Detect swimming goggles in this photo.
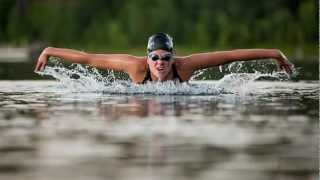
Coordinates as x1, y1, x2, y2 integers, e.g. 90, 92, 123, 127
148, 53, 173, 61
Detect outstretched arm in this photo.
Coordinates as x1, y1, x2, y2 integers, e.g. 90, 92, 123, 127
183, 49, 293, 74
34, 47, 146, 74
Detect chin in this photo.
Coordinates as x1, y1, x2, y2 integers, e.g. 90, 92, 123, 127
157, 76, 165, 81
157, 72, 168, 81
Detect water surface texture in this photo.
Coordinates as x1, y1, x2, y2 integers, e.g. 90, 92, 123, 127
0, 62, 318, 180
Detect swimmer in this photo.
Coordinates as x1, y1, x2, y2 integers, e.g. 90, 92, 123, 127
35, 32, 294, 83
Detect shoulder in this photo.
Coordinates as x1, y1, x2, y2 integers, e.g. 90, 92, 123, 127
127, 56, 149, 83
130, 56, 148, 70
173, 57, 194, 81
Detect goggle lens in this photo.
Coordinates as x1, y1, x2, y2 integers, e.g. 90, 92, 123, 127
148, 54, 173, 61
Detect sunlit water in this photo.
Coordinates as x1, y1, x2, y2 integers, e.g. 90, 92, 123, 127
0, 61, 318, 180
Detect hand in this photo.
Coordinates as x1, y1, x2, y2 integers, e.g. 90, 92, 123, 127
34, 48, 49, 72
277, 51, 294, 74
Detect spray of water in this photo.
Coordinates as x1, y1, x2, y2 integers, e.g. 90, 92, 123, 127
35, 57, 296, 95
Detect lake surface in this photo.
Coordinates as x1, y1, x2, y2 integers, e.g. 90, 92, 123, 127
0, 79, 318, 180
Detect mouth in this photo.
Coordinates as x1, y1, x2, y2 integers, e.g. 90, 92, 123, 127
156, 67, 165, 72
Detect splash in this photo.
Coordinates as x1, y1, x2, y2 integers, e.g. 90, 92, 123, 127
35, 58, 295, 95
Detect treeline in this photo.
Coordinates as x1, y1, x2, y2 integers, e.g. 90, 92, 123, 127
0, 0, 317, 51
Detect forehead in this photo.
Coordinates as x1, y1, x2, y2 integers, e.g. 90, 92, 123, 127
150, 49, 171, 55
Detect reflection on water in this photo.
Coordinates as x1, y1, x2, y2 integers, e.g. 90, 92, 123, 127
0, 80, 318, 180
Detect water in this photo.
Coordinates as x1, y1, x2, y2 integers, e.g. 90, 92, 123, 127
0, 62, 318, 180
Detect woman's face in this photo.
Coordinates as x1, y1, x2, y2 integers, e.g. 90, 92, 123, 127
147, 49, 174, 81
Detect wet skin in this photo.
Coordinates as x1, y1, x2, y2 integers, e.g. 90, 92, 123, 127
34, 47, 294, 84
147, 50, 175, 82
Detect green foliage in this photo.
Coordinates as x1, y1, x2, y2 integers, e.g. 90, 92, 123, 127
0, 0, 317, 58
299, 0, 317, 44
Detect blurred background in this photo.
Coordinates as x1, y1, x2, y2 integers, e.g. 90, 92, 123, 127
0, 0, 318, 80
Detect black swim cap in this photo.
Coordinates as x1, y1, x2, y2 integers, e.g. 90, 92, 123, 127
147, 33, 173, 53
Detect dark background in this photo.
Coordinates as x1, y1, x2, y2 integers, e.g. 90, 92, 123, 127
0, 0, 318, 80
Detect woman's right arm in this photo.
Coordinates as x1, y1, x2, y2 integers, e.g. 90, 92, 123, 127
34, 47, 146, 74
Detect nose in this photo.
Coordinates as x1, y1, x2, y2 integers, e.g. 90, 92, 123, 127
156, 60, 166, 65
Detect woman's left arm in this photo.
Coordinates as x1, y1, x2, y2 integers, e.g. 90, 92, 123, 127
183, 49, 294, 74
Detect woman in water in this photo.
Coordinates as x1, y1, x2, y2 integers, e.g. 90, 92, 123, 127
35, 33, 293, 83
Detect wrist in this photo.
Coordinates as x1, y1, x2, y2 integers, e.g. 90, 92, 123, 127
272, 49, 285, 62
44, 47, 53, 54
43, 47, 55, 58
39, 48, 49, 61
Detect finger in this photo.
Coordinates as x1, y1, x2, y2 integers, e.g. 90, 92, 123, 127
287, 64, 294, 73
285, 66, 291, 74
279, 63, 291, 74
40, 62, 46, 71
285, 65, 292, 74
35, 62, 41, 72
282, 65, 289, 73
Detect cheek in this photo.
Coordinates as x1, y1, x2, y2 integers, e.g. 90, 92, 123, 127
166, 62, 173, 69
147, 61, 158, 73
147, 60, 155, 68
